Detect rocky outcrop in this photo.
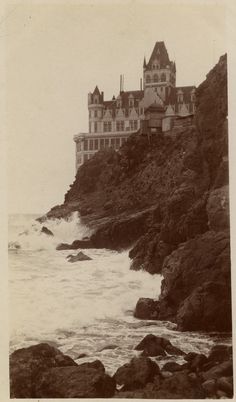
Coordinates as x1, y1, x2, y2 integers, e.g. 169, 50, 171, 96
134, 334, 185, 357
135, 230, 231, 331
41, 226, 54, 236
66, 252, 92, 262
34, 361, 115, 398
113, 356, 160, 390
10, 341, 233, 399
10, 343, 77, 398
41, 56, 230, 333
10, 343, 115, 398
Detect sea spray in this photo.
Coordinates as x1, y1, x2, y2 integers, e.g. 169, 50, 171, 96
9, 214, 231, 374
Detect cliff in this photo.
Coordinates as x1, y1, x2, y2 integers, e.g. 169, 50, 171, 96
44, 54, 231, 332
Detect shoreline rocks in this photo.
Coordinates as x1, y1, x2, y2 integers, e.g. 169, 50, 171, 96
10, 339, 233, 399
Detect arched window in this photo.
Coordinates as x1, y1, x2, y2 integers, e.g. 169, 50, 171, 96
146, 75, 151, 83
153, 74, 158, 82
161, 73, 166, 82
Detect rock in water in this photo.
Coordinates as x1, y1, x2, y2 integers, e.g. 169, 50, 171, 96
134, 298, 160, 319
135, 334, 185, 357
41, 226, 54, 236
66, 251, 92, 262
113, 356, 160, 390
56, 239, 94, 250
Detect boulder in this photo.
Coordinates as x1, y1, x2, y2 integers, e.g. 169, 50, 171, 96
201, 360, 233, 381
208, 344, 232, 363
113, 356, 160, 390
134, 298, 160, 320
202, 379, 217, 397
134, 334, 185, 357
66, 252, 92, 262
162, 362, 183, 372
35, 360, 115, 398
10, 343, 77, 398
56, 239, 94, 250
216, 376, 233, 397
41, 226, 54, 236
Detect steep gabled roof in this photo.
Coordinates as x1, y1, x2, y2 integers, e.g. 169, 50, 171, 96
93, 86, 100, 95
146, 41, 170, 69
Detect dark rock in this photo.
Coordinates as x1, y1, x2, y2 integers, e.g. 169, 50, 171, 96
189, 353, 208, 371
77, 353, 87, 359
134, 298, 159, 320
157, 230, 231, 331
35, 361, 115, 398
206, 186, 229, 232
41, 226, 54, 236
162, 362, 183, 372
56, 239, 94, 250
113, 356, 160, 390
135, 334, 184, 357
66, 251, 92, 262
202, 379, 217, 397
98, 344, 118, 352
216, 376, 233, 397
10, 343, 77, 398
208, 344, 232, 363
201, 360, 233, 381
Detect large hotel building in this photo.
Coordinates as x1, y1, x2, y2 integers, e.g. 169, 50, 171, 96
74, 41, 196, 170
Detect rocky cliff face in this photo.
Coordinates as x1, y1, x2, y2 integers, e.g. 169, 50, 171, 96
45, 55, 230, 332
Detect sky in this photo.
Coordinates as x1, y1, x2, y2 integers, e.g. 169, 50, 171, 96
5, 0, 229, 214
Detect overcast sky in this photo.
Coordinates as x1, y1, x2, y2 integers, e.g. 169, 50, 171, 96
6, 0, 228, 214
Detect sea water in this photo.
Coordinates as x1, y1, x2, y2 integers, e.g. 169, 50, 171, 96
8, 213, 231, 374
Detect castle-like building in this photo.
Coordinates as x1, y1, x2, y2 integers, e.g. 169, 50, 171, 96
74, 41, 196, 170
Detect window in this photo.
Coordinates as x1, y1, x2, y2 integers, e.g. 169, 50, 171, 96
154, 74, 158, 82
130, 120, 138, 130
76, 142, 81, 152
84, 154, 88, 162
178, 92, 183, 103
116, 121, 124, 132
94, 122, 97, 132
94, 110, 97, 118
84, 140, 88, 151
129, 99, 134, 107
89, 140, 94, 150
89, 111, 91, 118
161, 73, 166, 82
146, 75, 151, 83
104, 121, 112, 132
121, 138, 126, 145
94, 139, 98, 150
105, 138, 109, 148
89, 122, 91, 133
191, 92, 196, 102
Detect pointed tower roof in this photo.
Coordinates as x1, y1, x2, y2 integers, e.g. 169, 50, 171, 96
143, 56, 147, 68
93, 86, 100, 95
147, 41, 170, 69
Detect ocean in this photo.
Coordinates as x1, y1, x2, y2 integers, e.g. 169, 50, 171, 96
8, 213, 231, 374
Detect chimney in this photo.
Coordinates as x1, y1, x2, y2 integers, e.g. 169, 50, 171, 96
120, 75, 122, 93
140, 78, 142, 90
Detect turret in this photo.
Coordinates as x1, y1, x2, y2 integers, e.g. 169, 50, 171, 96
143, 41, 176, 101
88, 86, 104, 133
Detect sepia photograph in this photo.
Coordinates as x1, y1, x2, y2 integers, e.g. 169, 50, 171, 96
4, 0, 235, 399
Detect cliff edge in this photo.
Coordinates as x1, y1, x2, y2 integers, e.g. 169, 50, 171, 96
43, 54, 231, 332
